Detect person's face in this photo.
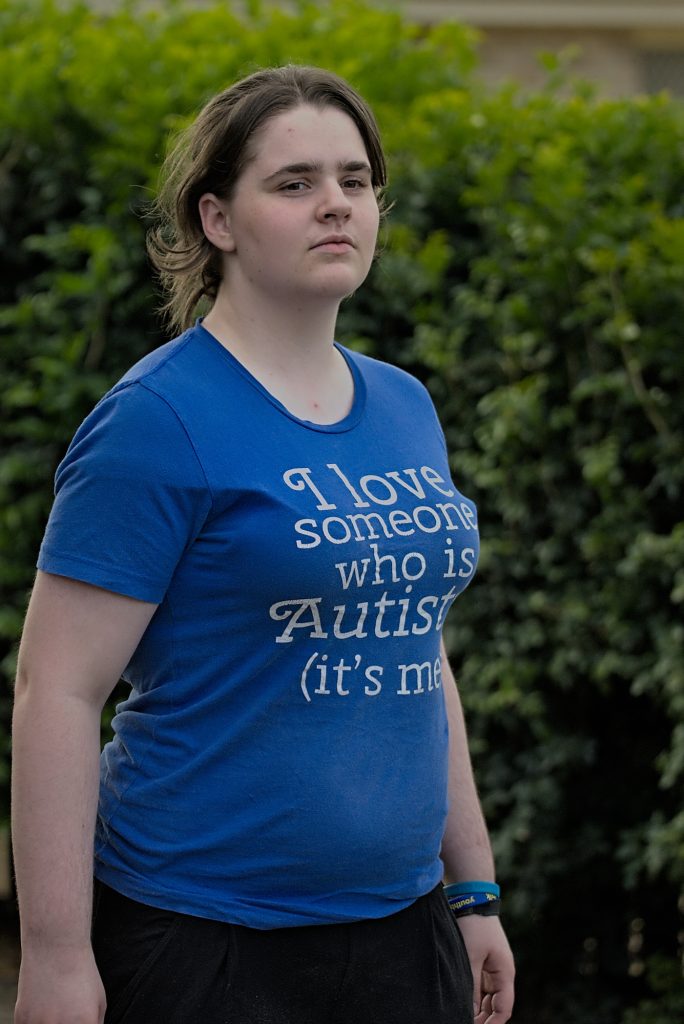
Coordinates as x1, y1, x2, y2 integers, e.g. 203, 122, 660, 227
202, 104, 381, 307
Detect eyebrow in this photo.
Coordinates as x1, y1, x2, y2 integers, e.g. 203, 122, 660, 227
262, 160, 372, 183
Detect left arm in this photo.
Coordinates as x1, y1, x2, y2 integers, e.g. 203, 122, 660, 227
440, 638, 515, 1024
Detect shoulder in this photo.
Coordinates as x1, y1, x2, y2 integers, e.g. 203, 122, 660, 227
341, 345, 447, 454
340, 346, 434, 405
112, 325, 200, 401
60, 338, 211, 498
72, 324, 211, 460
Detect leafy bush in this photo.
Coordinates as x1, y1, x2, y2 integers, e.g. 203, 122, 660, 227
2, 2, 682, 1020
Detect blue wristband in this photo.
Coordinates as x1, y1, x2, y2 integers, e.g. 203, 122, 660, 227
446, 892, 496, 913
444, 880, 501, 899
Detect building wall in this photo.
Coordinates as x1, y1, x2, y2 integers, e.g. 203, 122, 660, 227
407, 1, 684, 96
478, 28, 641, 95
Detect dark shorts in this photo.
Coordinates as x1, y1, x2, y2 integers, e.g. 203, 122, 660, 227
92, 879, 473, 1024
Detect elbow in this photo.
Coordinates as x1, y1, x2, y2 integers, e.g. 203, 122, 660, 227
13, 658, 32, 702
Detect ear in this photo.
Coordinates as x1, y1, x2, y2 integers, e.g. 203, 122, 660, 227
198, 192, 236, 253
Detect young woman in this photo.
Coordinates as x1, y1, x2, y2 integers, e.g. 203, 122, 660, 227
12, 66, 514, 1024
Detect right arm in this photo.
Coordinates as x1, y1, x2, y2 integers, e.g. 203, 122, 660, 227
12, 571, 158, 1024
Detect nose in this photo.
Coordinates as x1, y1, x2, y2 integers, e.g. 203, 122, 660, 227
317, 179, 352, 221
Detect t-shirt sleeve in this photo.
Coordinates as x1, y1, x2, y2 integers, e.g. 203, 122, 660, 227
428, 401, 449, 457
413, 378, 448, 458
37, 382, 212, 603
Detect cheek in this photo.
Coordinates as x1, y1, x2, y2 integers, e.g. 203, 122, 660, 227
362, 207, 381, 251
363, 199, 381, 235
234, 201, 284, 240
248, 214, 299, 253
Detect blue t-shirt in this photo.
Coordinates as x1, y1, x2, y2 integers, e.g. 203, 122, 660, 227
38, 322, 479, 928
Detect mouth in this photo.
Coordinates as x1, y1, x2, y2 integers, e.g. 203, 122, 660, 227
311, 235, 355, 252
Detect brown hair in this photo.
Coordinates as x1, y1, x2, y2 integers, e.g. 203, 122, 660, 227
147, 65, 388, 334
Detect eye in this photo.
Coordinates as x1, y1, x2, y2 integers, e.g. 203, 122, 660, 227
342, 178, 367, 190
280, 181, 308, 192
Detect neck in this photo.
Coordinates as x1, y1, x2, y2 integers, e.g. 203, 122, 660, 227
202, 282, 341, 378
200, 283, 355, 425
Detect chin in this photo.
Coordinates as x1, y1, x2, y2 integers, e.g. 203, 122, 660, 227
311, 269, 370, 299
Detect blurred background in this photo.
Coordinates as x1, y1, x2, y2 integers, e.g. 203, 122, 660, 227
410, 0, 684, 96
1, 1, 683, 1021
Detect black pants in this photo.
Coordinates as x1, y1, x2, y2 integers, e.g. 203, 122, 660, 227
92, 880, 473, 1024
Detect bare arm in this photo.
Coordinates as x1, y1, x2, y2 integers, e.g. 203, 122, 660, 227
440, 638, 495, 884
12, 571, 158, 1024
440, 639, 515, 1024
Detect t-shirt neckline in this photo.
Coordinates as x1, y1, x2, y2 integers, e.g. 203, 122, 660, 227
194, 320, 366, 434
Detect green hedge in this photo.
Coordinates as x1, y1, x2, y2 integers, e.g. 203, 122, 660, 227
2, 2, 683, 1021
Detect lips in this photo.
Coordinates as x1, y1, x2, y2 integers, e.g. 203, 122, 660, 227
311, 235, 355, 249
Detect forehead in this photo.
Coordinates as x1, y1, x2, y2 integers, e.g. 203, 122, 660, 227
250, 104, 368, 169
